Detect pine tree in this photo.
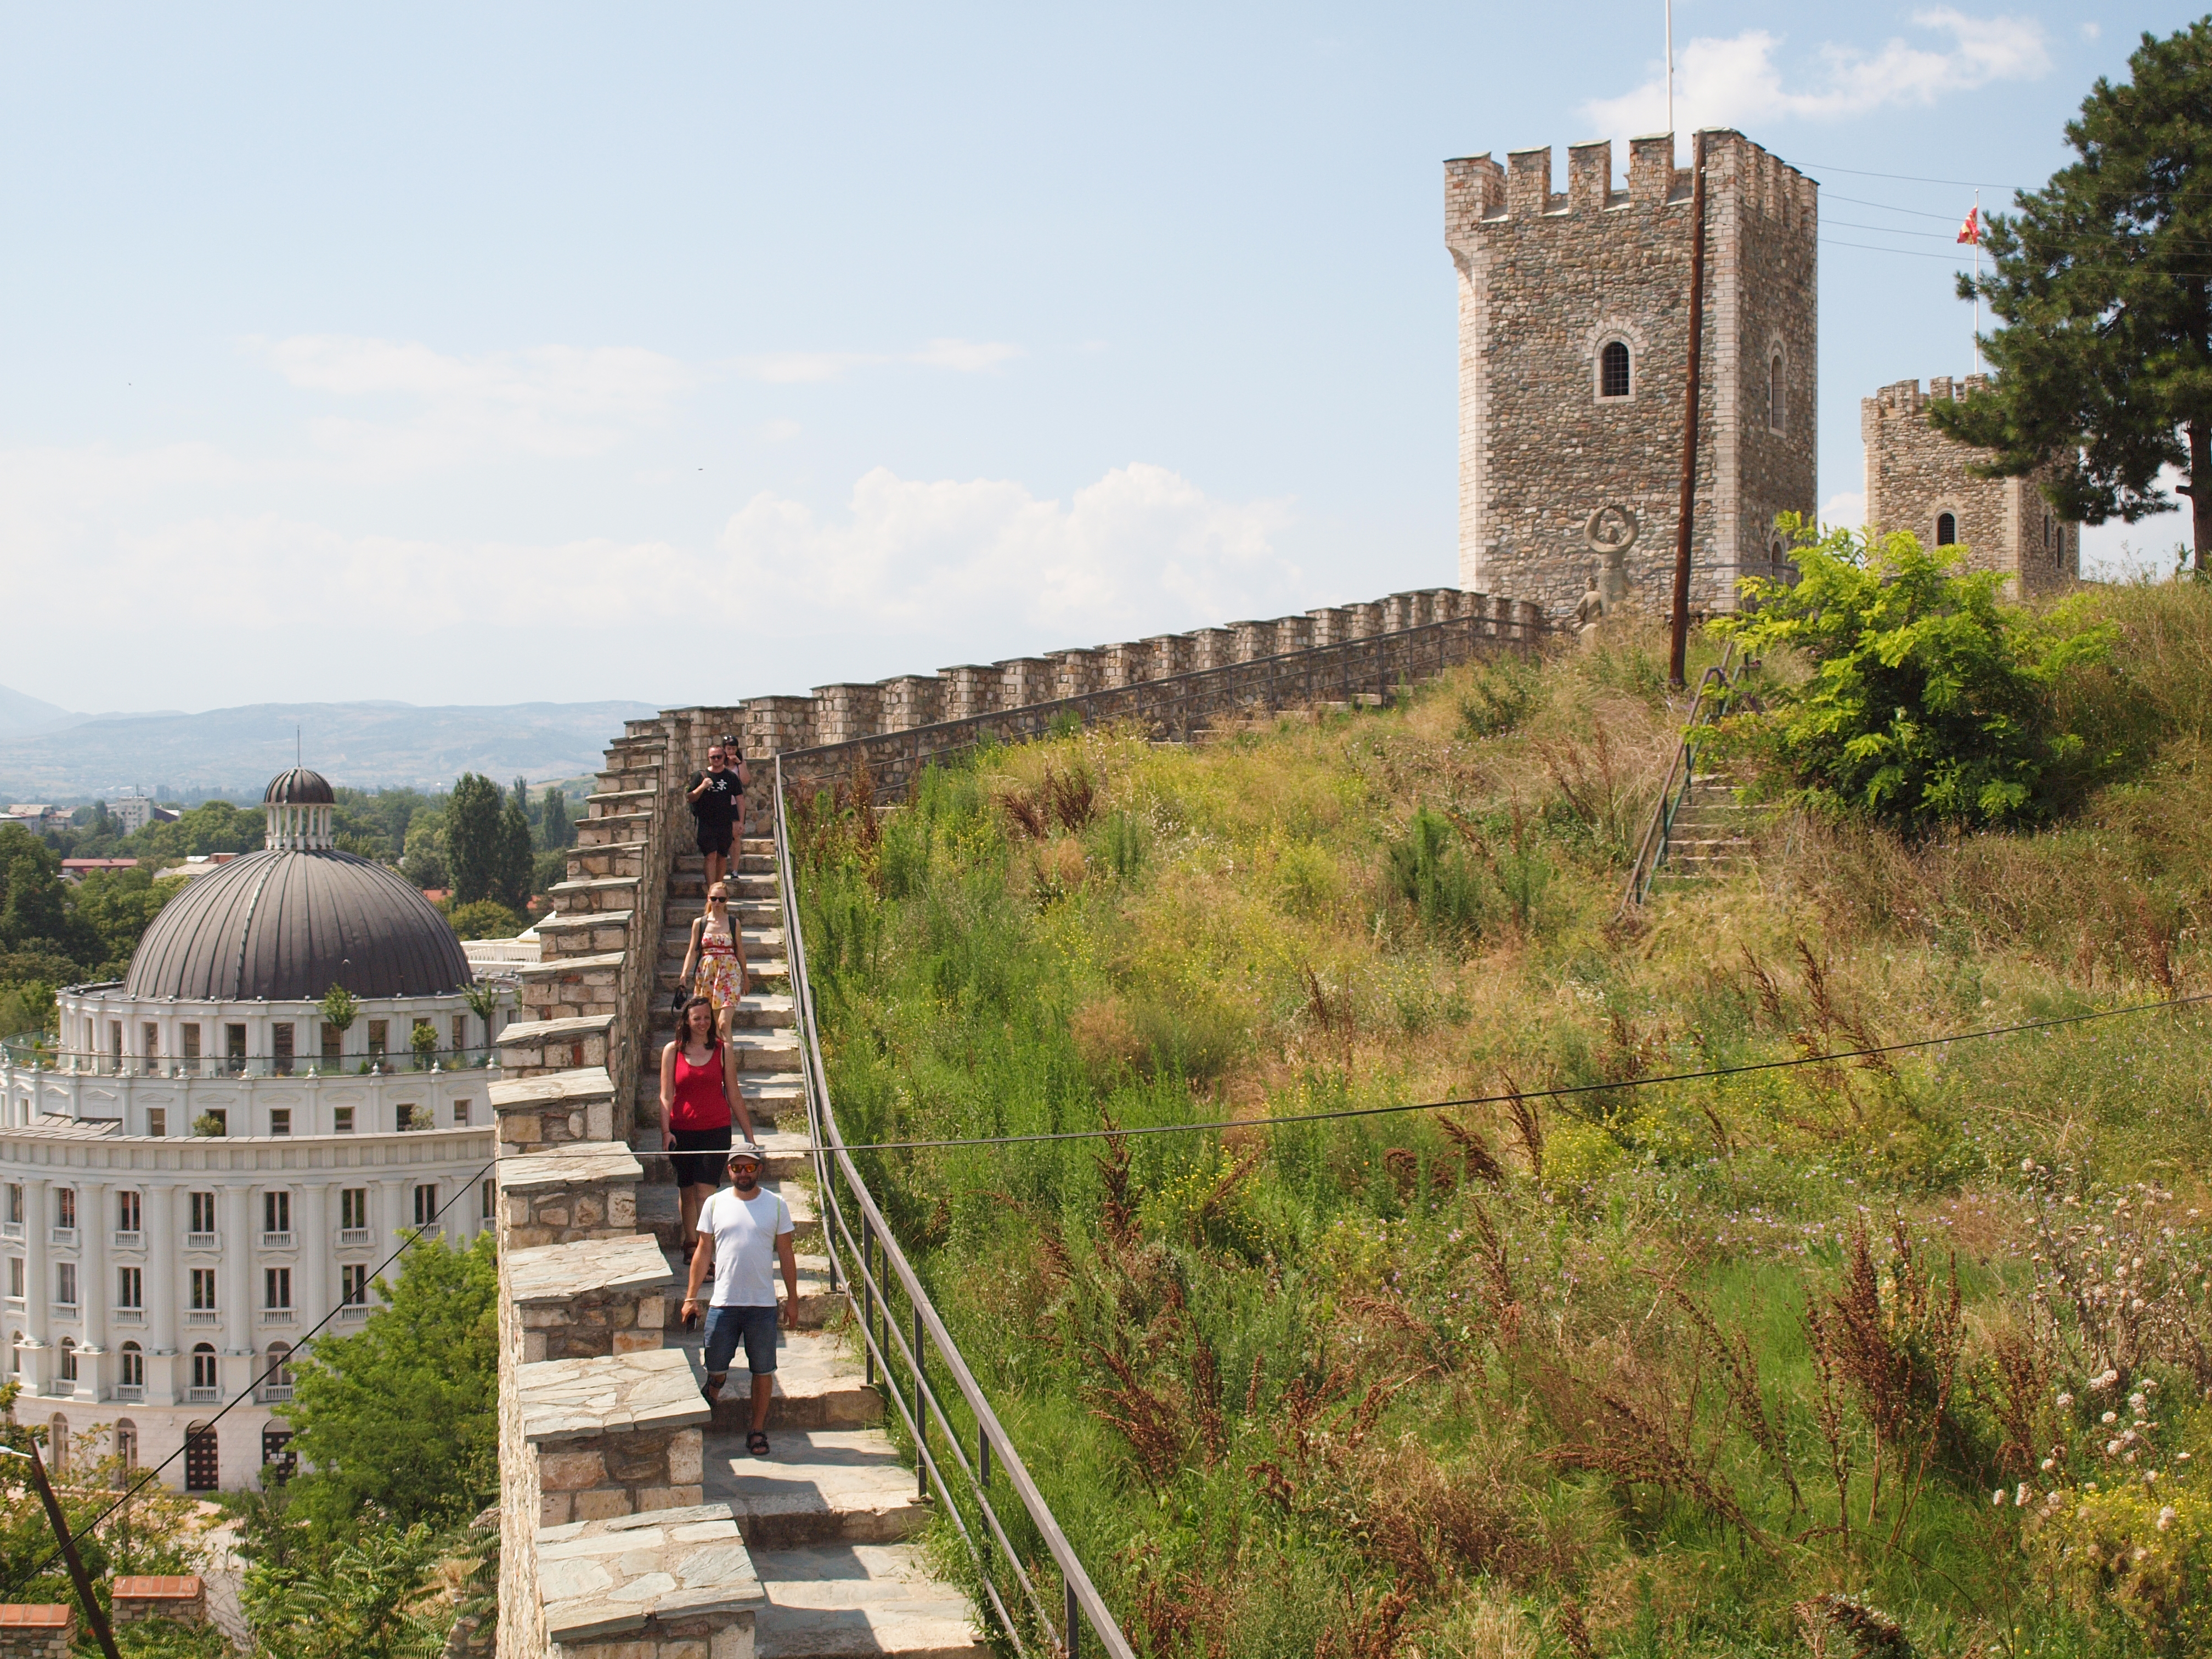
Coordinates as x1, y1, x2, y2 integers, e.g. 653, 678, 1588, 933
497, 783, 535, 912
1940, 20, 2212, 569
541, 787, 572, 850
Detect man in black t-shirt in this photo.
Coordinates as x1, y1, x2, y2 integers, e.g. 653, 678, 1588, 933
686, 742, 748, 892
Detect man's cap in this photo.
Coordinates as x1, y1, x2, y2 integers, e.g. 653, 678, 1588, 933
726, 1144, 764, 1166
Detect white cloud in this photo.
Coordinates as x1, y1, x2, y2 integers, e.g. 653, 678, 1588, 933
1822, 490, 1867, 529
2081, 21, 2101, 40
733, 338, 1025, 384
1581, 11, 2050, 140
250, 335, 697, 476
717, 463, 1299, 638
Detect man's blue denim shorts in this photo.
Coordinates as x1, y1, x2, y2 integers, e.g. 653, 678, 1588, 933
703, 1304, 780, 1375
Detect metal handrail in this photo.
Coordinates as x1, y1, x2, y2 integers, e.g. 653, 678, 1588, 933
773, 758, 1136, 1659
1617, 642, 1747, 915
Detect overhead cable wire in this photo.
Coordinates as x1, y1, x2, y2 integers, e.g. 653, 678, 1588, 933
1805, 161, 2035, 192
833, 990, 2212, 1154
0, 1154, 499, 1605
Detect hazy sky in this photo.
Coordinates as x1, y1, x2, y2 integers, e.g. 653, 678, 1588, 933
0, 3, 2190, 714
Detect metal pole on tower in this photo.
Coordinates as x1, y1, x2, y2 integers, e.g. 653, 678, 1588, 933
1666, 0, 1674, 138
1973, 188, 1983, 373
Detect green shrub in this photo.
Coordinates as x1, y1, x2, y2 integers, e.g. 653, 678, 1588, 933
1456, 657, 1544, 737
444, 899, 523, 940
1385, 806, 1490, 937
1714, 518, 2118, 831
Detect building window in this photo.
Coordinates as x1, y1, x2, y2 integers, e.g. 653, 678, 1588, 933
117, 1191, 140, 1233
1768, 352, 1786, 433
141, 1024, 159, 1059
189, 1192, 217, 1235
263, 1425, 296, 1479
453, 1101, 471, 1127
224, 1024, 247, 1071
55, 1263, 75, 1307
341, 1265, 370, 1306
321, 1023, 343, 1064
396, 1104, 419, 1131
1936, 512, 1957, 546
55, 1189, 74, 1231
115, 1415, 137, 1475
7, 1260, 20, 1300
341, 1188, 368, 1231
117, 1267, 142, 1310
120, 1345, 143, 1387
367, 1020, 388, 1058
481, 1179, 495, 1221
452, 1015, 466, 1053
48, 1414, 67, 1473
334, 1107, 354, 1135
266, 1344, 294, 1390
189, 1268, 218, 1312
1598, 339, 1630, 399
8, 1334, 18, 1373
413, 1185, 438, 1227
146, 1109, 166, 1138
4, 1187, 18, 1226
264, 1268, 291, 1310
181, 1025, 200, 1063
263, 1192, 290, 1235
272, 1023, 294, 1077
202, 1108, 227, 1136
270, 1109, 291, 1136
58, 1340, 75, 1383
108, 1022, 122, 1058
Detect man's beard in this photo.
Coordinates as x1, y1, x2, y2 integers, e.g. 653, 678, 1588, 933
732, 1173, 758, 1192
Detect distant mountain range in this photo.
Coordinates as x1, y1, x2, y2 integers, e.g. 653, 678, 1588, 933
0, 691, 659, 797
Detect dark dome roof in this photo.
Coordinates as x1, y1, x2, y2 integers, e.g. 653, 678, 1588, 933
263, 767, 335, 805
123, 849, 472, 1001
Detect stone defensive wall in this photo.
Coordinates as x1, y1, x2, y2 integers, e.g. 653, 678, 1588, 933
482, 582, 1546, 1659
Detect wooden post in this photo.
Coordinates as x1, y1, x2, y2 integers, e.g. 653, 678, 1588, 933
1669, 130, 1708, 690
19, 1442, 121, 1659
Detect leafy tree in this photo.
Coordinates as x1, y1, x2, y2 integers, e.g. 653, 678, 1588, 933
320, 984, 360, 1039
532, 848, 568, 899
1941, 20, 2212, 569
444, 900, 523, 940
495, 784, 534, 912
539, 787, 572, 850
462, 979, 501, 1048
1711, 521, 2118, 831
128, 800, 262, 858
443, 776, 501, 905
238, 1499, 465, 1659
279, 1233, 498, 1536
69, 866, 187, 974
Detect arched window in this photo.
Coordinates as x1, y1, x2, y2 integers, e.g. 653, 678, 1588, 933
1599, 340, 1631, 399
191, 1343, 218, 1392
9, 1334, 19, 1375
119, 1342, 143, 1392
58, 1338, 75, 1383
265, 1344, 294, 1400
47, 1415, 67, 1475
1768, 353, 1786, 432
114, 1419, 137, 1483
1935, 512, 1957, 546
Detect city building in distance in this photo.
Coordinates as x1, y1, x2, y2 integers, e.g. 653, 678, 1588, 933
0, 767, 514, 1489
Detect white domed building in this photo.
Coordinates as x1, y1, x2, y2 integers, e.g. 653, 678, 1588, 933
0, 769, 511, 1490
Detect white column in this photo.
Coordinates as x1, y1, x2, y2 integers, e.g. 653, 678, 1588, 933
81, 1182, 107, 1391
379, 1177, 410, 1250
301, 1184, 330, 1325
222, 1185, 252, 1357
144, 1184, 178, 1404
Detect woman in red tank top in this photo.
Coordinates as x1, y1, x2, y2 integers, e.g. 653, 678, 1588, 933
660, 996, 757, 1250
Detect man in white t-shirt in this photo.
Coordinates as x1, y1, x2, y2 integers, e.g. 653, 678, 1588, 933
681, 1145, 799, 1456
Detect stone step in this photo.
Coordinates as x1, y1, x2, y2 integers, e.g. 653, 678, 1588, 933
637, 1178, 821, 1250
751, 1544, 988, 1658
702, 1428, 930, 1549
656, 1251, 839, 1327
659, 1328, 881, 1433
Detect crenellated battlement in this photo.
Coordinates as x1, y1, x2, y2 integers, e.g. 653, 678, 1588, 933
1866, 374, 1993, 419
1446, 131, 1815, 242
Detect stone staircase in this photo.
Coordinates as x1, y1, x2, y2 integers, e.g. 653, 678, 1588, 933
494, 735, 991, 1659
1652, 769, 1758, 887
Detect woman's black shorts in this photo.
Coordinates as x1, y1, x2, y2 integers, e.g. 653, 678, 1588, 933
669, 1125, 732, 1187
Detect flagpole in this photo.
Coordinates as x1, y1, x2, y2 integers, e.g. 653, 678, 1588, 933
1973, 187, 1982, 374
1665, 0, 1673, 139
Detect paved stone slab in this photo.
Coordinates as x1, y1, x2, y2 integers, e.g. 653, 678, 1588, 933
500, 1141, 643, 1194
491, 1067, 616, 1110
537, 1503, 764, 1641
661, 1330, 882, 1433
519, 951, 628, 980
518, 1346, 711, 1443
701, 1429, 929, 1548
510, 1233, 674, 1307
751, 1544, 986, 1657
500, 1013, 618, 1046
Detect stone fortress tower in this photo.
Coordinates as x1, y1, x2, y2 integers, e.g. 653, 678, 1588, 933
1863, 375, 2081, 596
1446, 130, 1818, 618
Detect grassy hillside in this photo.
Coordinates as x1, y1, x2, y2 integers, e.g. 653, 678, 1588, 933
794, 581, 2212, 1658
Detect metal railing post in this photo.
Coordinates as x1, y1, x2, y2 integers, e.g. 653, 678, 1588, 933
914, 1301, 928, 1500
862, 1215, 874, 1387
1067, 1582, 1081, 1659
